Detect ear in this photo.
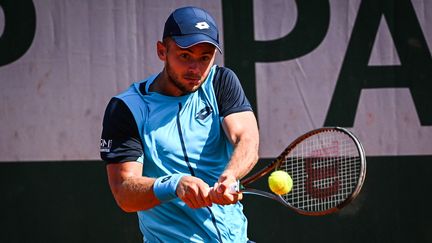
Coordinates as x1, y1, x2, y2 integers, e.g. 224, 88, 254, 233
156, 41, 167, 61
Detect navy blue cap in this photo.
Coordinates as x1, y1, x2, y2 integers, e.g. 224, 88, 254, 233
163, 6, 221, 52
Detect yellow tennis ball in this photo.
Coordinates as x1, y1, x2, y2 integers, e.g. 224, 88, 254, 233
268, 170, 293, 195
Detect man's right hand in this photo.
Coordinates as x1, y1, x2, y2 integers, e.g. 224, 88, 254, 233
176, 175, 213, 208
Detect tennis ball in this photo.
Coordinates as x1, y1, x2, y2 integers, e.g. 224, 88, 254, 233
268, 170, 293, 195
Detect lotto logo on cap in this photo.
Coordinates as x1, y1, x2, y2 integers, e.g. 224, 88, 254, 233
163, 6, 221, 52
195, 22, 210, 30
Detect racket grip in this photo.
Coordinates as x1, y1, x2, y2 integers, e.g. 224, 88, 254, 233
230, 181, 241, 193
210, 181, 242, 193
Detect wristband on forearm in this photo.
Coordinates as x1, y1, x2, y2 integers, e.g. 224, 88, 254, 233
153, 174, 185, 202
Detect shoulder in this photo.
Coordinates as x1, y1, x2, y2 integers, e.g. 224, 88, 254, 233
213, 66, 238, 85
104, 97, 131, 120
211, 66, 252, 117
212, 66, 241, 95
102, 97, 138, 138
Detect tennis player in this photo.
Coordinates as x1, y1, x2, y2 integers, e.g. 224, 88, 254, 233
100, 6, 259, 242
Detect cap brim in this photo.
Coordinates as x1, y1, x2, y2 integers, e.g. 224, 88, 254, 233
172, 34, 222, 53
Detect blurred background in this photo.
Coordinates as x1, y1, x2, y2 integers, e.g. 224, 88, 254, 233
1, 0, 431, 242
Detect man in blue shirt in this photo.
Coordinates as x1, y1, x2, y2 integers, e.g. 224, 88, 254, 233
101, 6, 259, 242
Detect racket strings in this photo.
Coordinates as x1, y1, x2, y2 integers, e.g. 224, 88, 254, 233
279, 130, 362, 212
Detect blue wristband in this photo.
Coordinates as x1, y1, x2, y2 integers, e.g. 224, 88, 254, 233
153, 174, 185, 202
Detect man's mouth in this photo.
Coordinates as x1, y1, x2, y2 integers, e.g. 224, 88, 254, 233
184, 76, 201, 84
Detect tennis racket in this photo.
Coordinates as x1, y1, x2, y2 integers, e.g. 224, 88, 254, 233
235, 127, 366, 216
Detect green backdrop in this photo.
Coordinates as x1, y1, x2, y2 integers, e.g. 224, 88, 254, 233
1, 156, 432, 242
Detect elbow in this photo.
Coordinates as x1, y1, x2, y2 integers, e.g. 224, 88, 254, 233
115, 197, 137, 213
110, 186, 139, 213
116, 200, 158, 213
119, 205, 137, 213
111, 188, 158, 212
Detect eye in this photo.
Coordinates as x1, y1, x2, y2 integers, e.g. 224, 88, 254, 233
201, 56, 211, 62
179, 53, 189, 60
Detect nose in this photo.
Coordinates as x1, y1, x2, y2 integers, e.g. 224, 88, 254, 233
187, 59, 200, 74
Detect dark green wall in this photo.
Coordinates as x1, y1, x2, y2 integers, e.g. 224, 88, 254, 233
0, 161, 140, 243
1, 156, 432, 242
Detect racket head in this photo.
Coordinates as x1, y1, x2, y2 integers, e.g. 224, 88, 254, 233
251, 127, 366, 216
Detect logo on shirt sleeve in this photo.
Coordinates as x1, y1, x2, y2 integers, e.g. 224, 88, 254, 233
100, 139, 112, 152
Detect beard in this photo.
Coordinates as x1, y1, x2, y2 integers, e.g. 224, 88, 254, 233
165, 61, 203, 95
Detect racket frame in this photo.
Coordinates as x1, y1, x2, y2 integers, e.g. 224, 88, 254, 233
238, 127, 366, 216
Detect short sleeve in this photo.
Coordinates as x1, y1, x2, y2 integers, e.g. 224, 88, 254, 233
212, 66, 253, 117
100, 97, 143, 163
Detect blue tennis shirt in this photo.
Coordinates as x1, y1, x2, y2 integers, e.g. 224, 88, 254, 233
101, 65, 253, 242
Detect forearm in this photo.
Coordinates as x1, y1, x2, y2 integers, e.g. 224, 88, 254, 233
223, 134, 259, 180
111, 176, 160, 212
108, 162, 213, 211
106, 163, 160, 212
210, 132, 258, 205
221, 111, 260, 181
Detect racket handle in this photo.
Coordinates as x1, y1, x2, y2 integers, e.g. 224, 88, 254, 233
210, 181, 242, 193
230, 180, 244, 193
